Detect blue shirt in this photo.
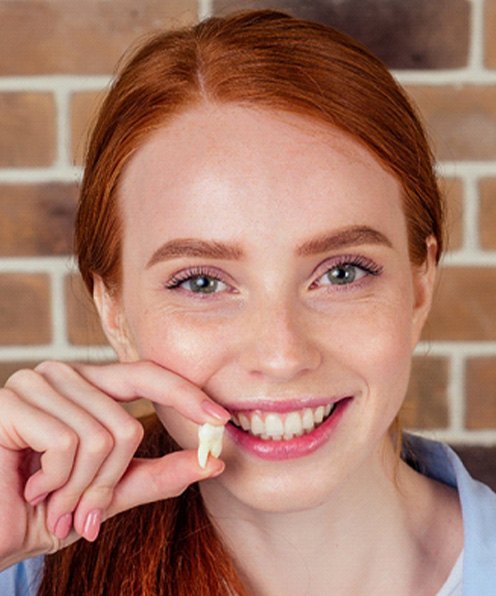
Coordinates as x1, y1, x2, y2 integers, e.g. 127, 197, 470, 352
1, 435, 496, 595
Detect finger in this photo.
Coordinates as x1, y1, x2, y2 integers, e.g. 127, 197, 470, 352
69, 361, 230, 424
105, 450, 225, 519
0, 389, 78, 502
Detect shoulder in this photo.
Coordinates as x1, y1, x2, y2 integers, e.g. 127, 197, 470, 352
0, 556, 44, 595
404, 434, 496, 594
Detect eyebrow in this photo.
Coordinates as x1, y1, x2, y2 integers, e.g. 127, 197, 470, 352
146, 225, 392, 268
146, 239, 243, 268
295, 225, 393, 256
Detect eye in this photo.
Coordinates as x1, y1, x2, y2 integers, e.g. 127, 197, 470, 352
165, 268, 231, 295
320, 264, 366, 286
312, 256, 382, 289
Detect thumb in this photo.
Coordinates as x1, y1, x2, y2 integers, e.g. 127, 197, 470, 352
106, 450, 224, 517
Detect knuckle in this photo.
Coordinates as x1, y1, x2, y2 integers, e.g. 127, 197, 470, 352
85, 428, 114, 457
114, 417, 144, 447
53, 428, 79, 453
35, 360, 72, 378
5, 368, 41, 390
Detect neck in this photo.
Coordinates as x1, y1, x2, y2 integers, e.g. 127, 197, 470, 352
200, 440, 462, 596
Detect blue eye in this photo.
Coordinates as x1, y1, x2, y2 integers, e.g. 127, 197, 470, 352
181, 275, 227, 294
321, 264, 366, 286
314, 256, 382, 289
165, 269, 230, 295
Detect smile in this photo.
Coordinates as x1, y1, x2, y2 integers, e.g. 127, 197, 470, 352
230, 403, 335, 440
225, 397, 352, 460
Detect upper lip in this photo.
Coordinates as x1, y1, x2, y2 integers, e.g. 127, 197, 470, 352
222, 395, 351, 414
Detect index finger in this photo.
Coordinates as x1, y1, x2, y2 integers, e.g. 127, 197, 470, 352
68, 361, 230, 425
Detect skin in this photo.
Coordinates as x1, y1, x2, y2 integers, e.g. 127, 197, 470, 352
0, 102, 462, 592
95, 103, 462, 594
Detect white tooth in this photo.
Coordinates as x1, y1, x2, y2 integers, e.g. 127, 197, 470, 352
314, 406, 325, 424
324, 404, 332, 417
284, 411, 303, 439
238, 413, 251, 431
265, 413, 284, 438
251, 413, 265, 436
198, 443, 210, 469
261, 433, 269, 439
197, 423, 225, 469
231, 413, 240, 426
302, 408, 316, 431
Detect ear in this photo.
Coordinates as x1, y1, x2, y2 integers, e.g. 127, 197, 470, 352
411, 236, 438, 347
92, 276, 138, 362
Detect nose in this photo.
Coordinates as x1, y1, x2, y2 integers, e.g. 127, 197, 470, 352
239, 298, 322, 382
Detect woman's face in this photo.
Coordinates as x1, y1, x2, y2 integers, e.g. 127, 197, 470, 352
99, 104, 436, 513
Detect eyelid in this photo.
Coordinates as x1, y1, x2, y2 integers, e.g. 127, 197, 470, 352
310, 254, 383, 287
164, 265, 235, 292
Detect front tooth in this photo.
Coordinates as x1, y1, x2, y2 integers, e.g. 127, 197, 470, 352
324, 404, 332, 417
265, 413, 284, 438
284, 411, 303, 439
251, 413, 265, 436
302, 408, 315, 431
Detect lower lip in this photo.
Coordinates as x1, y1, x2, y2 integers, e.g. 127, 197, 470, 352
225, 397, 352, 461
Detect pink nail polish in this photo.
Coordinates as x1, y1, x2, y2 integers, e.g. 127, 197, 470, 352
53, 513, 73, 540
201, 400, 230, 422
83, 509, 102, 542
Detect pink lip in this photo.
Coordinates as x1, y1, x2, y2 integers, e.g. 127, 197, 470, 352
225, 397, 352, 460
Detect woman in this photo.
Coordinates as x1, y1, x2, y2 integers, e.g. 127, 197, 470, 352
0, 9, 495, 595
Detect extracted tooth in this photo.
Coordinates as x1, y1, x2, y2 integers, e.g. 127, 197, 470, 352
197, 422, 225, 469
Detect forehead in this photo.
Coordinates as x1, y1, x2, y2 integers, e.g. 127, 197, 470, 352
118, 103, 405, 251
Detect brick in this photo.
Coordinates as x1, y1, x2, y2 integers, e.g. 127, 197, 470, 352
0, 184, 78, 256
65, 274, 108, 346
213, 0, 470, 69
466, 357, 496, 429
479, 178, 496, 250
424, 267, 496, 340
0, 93, 56, 167
406, 85, 496, 161
401, 356, 449, 428
485, 0, 496, 68
0, 1, 197, 76
0, 274, 51, 345
71, 91, 106, 166
440, 177, 464, 252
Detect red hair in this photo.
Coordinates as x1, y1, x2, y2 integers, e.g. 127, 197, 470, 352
41, 10, 445, 594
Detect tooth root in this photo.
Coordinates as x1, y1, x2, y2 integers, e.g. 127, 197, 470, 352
198, 443, 210, 469
197, 423, 225, 468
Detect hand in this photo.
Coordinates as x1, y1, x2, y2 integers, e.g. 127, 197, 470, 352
0, 360, 229, 571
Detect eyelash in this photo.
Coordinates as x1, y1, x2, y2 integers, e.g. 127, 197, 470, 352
165, 266, 229, 293
164, 256, 383, 296
310, 255, 383, 290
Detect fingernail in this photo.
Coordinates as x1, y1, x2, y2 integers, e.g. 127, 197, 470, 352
83, 509, 102, 542
29, 492, 49, 507
53, 513, 73, 540
201, 400, 230, 423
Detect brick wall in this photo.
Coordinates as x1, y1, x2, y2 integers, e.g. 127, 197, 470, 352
0, 0, 495, 443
